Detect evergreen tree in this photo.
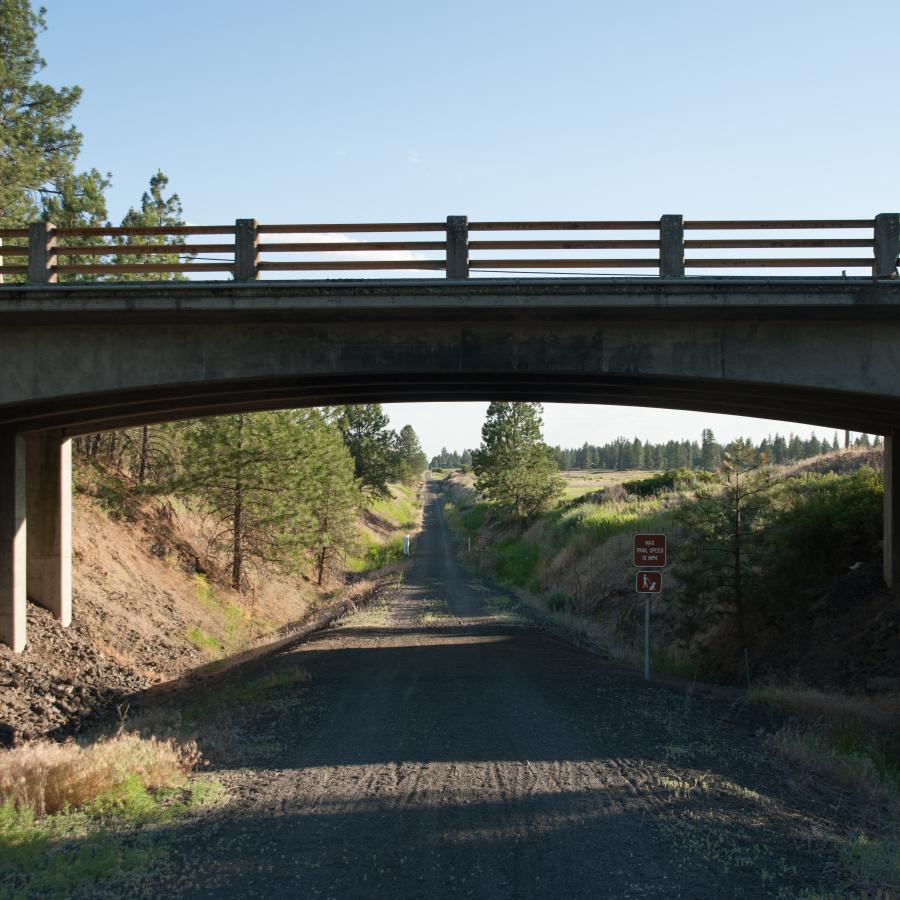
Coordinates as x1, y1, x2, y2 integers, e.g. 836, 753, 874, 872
114, 170, 187, 278
338, 404, 399, 497
676, 440, 772, 680
0, 1, 108, 227
180, 412, 305, 590
700, 429, 722, 470
291, 410, 361, 585
472, 402, 564, 521
395, 424, 427, 483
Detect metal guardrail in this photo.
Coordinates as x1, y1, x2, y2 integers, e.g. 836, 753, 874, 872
0, 214, 898, 283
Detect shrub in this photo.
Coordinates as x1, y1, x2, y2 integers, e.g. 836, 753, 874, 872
623, 468, 713, 497
759, 468, 882, 595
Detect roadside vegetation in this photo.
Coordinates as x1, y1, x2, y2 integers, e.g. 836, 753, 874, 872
0, 730, 222, 897
439, 405, 898, 894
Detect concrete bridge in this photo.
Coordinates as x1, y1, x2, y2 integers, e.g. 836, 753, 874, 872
0, 214, 898, 651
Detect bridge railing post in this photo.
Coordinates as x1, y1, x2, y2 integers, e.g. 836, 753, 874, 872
446, 215, 469, 279
234, 218, 260, 281
874, 213, 900, 278
659, 215, 684, 277
27, 222, 57, 284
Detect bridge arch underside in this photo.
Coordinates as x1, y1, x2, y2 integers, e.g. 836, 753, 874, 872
4, 276, 900, 651
4, 371, 900, 437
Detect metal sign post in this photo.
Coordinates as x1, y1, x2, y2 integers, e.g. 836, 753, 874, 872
635, 571, 662, 680
634, 535, 666, 682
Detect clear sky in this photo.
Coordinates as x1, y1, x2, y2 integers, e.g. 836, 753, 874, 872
36, 0, 899, 457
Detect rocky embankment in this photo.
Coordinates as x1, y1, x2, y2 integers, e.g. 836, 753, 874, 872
0, 605, 149, 746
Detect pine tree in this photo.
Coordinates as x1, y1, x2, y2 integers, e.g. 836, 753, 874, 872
290, 410, 361, 585
471, 402, 564, 521
338, 404, 399, 497
700, 429, 722, 470
396, 425, 427, 484
676, 440, 772, 680
180, 412, 305, 590
114, 170, 187, 279
0, 1, 108, 227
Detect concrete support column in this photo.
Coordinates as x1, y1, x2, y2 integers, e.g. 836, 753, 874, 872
25, 432, 72, 627
884, 431, 900, 589
0, 430, 26, 652
446, 216, 469, 279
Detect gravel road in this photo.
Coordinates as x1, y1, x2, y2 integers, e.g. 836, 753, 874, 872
141, 481, 850, 898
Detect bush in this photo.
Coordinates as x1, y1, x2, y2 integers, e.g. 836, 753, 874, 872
546, 592, 570, 612
760, 468, 882, 594
623, 468, 714, 497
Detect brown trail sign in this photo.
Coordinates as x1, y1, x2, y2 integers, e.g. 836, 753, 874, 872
633, 534, 666, 568
636, 571, 662, 593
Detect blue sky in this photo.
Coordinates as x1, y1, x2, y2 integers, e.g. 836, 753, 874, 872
37, 0, 898, 456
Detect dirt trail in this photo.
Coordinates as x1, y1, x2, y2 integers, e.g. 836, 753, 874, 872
107, 483, 852, 898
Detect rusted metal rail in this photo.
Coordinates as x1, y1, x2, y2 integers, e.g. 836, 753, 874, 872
0, 214, 897, 283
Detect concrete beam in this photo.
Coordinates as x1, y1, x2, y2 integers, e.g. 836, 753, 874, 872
885, 431, 900, 589
0, 430, 26, 651
25, 432, 71, 626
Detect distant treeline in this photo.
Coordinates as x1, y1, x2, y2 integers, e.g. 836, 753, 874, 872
430, 448, 473, 469
433, 429, 881, 473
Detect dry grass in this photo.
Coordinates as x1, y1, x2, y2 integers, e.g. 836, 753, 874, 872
767, 727, 895, 808
750, 684, 900, 733
0, 732, 201, 817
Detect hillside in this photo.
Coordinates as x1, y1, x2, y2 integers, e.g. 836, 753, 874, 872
441, 449, 900, 691
0, 464, 422, 745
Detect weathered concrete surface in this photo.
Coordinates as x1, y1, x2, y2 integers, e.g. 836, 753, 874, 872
1, 277, 900, 434
25, 433, 71, 627
0, 431, 26, 652
2, 275, 900, 651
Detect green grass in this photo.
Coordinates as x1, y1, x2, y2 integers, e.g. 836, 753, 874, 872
369, 482, 420, 530
444, 500, 488, 537
0, 734, 223, 899
553, 495, 669, 545
188, 575, 256, 654
0, 779, 223, 898
651, 645, 699, 680
186, 626, 220, 655
181, 667, 313, 719
562, 484, 600, 500
347, 535, 406, 572
493, 538, 540, 589
840, 832, 900, 894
